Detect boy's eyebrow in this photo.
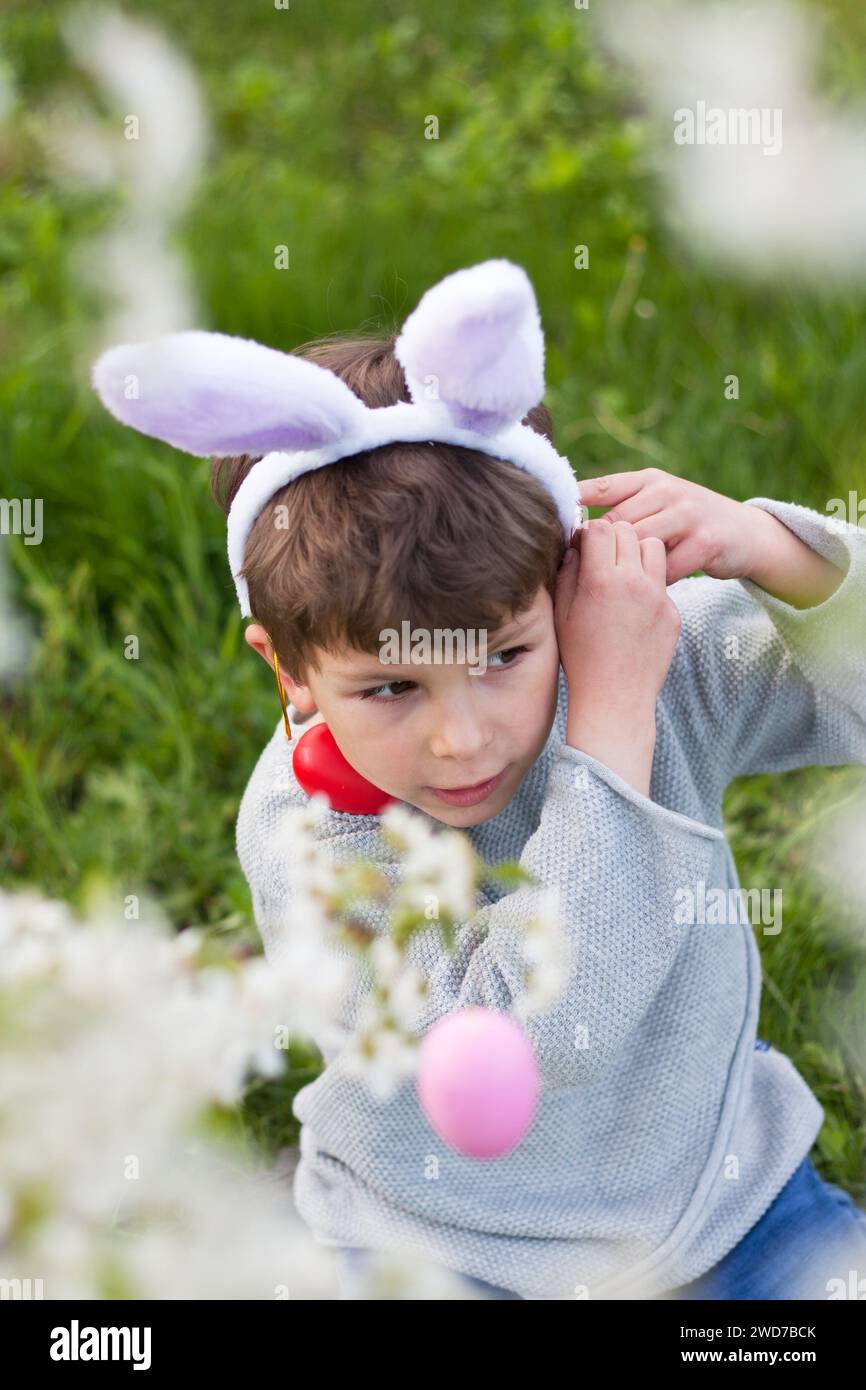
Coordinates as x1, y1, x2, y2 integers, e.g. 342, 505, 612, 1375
330, 613, 541, 682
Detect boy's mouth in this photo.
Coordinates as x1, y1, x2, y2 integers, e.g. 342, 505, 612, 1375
426, 767, 508, 807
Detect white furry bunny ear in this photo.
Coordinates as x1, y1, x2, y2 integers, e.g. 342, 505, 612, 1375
91, 330, 368, 457
393, 258, 546, 434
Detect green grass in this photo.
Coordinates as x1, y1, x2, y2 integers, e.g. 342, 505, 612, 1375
1, 0, 865, 1194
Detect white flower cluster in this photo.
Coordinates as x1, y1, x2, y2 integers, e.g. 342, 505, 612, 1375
42, 7, 208, 346
512, 884, 573, 1020
599, 0, 866, 282
809, 796, 866, 931
265, 797, 438, 1101
0, 540, 32, 686
264, 798, 571, 1100
380, 803, 480, 922
0, 886, 340, 1298
0, 799, 573, 1296
341, 935, 429, 1101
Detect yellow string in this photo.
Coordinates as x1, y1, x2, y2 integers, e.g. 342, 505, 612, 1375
266, 630, 293, 742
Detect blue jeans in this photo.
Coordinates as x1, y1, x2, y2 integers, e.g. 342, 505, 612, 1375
670, 1039, 866, 1300
669, 1151, 866, 1299
335, 1041, 866, 1300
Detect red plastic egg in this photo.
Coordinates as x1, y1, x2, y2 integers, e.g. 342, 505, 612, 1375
293, 722, 399, 815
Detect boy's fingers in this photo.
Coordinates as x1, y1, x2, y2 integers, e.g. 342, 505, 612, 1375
665, 534, 708, 585
639, 535, 669, 585
580, 516, 619, 568
594, 492, 667, 527
631, 509, 678, 541
578, 471, 653, 509
612, 520, 642, 569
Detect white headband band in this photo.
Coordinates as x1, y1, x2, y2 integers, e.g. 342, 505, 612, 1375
91, 258, 583, 618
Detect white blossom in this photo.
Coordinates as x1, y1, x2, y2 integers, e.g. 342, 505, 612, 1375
0, 541, 33, 687
598, 0, 866, 282
0, 887, 349, 1297
40, 5, 208, 347
513, 885, 573, 1018
808, 796, 866, 926
382, 803, 480, 920
0, 760, 572, 1297
341, 1021, 420, 1103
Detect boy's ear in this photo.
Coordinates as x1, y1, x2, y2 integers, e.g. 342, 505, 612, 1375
243, 624, 317, 715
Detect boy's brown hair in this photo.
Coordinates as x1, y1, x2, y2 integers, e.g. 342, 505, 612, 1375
210, 333, 567, 684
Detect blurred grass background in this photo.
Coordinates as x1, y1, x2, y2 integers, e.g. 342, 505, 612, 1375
1, 0, 865, 1193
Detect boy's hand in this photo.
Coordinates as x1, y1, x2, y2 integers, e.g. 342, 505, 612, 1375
577, 468, 768, 585
579, 466, 846, 606
555, 520, 681, 794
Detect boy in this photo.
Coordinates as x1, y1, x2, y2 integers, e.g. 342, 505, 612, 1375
227, 335, 866, 1300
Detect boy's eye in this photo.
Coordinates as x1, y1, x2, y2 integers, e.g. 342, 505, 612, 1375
489, 644, 528, 667
356, 647, 528, 701
358, 679, 417, 702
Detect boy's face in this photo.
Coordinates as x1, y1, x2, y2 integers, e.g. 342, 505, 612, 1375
246, 585, 561, 827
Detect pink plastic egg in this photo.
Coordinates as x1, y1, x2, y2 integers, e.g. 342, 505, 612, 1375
416, 1006, 540, 1158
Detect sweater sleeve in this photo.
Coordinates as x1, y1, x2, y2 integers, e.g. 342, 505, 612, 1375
237, 744, 725, 1090
414, 746, 724, 1088
666, 497, 866, 792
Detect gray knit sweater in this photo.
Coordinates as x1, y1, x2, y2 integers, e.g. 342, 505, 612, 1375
235, 497, 866, 1299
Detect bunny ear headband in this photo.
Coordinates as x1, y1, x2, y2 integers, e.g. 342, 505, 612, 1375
91, 258, 583, 618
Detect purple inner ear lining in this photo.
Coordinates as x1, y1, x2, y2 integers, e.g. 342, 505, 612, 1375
201, 423, 339, 453
157, 384, 348, 454
99, 386, 346, 454
442, 402, 514, 433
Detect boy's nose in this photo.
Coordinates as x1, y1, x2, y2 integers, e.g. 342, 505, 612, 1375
427, 706, 492, 763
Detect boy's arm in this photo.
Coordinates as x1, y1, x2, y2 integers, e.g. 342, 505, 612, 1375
580, 472, 865, 777
667, 497, 866, 792
238, 750, 724, 1090
426, 747, 724, 1089
743, 502, 846, 609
